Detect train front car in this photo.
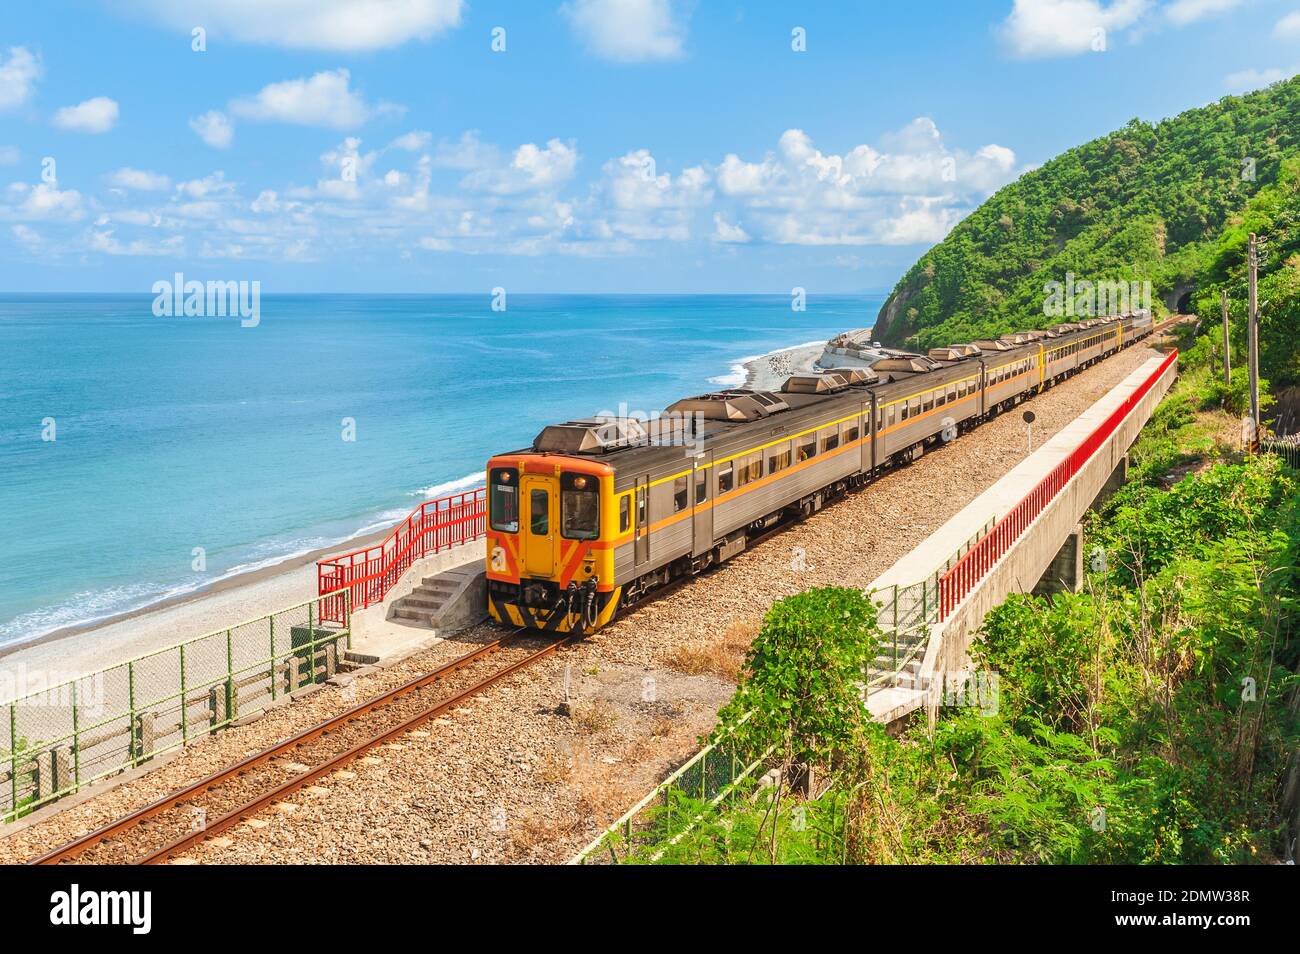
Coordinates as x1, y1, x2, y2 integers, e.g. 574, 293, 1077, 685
484, 453, 619, 633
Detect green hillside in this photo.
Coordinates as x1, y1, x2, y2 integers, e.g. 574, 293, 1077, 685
877, 74, 1300, 372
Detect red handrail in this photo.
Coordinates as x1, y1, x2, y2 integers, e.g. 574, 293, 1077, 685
316, 487, 487, 624
938, 349, 1178, 620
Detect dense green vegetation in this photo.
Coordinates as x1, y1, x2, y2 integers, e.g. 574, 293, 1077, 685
634, 360, 1299, 865
617, 80, 1300, 865
877, 74, 1300, 383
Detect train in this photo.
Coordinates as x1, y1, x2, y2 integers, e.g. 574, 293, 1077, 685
484, 310, 1154, 633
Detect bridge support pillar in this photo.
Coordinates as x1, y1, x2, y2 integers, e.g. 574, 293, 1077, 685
1032, 523, 1083, 598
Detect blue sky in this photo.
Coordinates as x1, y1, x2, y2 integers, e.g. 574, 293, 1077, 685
1, 0, 1299, 294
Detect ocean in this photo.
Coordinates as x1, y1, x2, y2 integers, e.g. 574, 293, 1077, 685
0, 293, 883, 645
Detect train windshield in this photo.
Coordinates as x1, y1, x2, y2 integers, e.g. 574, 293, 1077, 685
561, 473, 600, 540
489, 468, 519, 533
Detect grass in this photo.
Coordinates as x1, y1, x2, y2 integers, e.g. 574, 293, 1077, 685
666, 618, 758, 681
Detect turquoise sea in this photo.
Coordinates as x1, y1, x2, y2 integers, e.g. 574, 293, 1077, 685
0, 293, 883, 645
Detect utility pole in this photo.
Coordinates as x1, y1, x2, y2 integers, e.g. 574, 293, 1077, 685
1220, 288, 1231, 387
1247, 233, 1261, 447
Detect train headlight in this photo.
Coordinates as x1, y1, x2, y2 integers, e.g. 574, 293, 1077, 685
573, 476, 588, 489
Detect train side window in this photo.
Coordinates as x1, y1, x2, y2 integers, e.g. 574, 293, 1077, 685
797, 436, 816, 461
673, 475, 688, 513
821, 428, 839, 453
768, 445, 791, 475
718, 462, 734, 494
898, 402, 908, 422
695, 469, 707, 504
843, 420, 859, 443
746, 452, 763, 484
619, 494, 631, 533
636, 487, 646, 527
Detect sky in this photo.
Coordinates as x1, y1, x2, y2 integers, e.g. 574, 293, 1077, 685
1, 0, 1299, 294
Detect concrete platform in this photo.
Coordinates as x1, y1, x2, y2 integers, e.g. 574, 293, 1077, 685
346, 539, 486, 665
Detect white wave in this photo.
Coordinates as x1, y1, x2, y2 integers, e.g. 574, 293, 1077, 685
0, 578, 209, 646
410, 471, 484, 499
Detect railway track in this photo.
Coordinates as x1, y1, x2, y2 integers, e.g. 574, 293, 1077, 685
32, 629, 568, 865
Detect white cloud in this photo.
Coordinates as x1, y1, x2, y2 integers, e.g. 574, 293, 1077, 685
115, 0, 464, 52
712, 122, 1021, 246
389, 130, 432, 151
0, 47, 41, 111
587, 149, 711, 239
1000, 0, 1150, 59
1275, 11, 1300, 39
230, 69, 400, 130
4, 181, 84, 220
88, 228, 184, 256
431, 131, 499, 169
251, 190, 281, 213
562, 0, 686, 62
108, 167, 171, 191
1165, 0, 1243, 25
0, 145, 19, 166
52, 96, 119, 133
462, 139, 578, 194
190, 110, 233, 149
11, 223, 41, 249
712, 213, 749, 243
1224, 66, 1291, 92
175, 171, 236, 200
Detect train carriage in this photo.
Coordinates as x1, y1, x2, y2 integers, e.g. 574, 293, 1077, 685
485, 310, 1153, 634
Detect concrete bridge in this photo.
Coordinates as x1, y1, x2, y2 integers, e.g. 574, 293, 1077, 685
867, 350, 1179, 724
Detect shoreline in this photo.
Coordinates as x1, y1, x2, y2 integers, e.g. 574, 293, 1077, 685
0, 333, 841, 685
742, 340, 828, 391
0, 523, 394, 667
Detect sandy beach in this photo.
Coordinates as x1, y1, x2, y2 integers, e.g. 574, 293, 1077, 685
0, 524, 393, 701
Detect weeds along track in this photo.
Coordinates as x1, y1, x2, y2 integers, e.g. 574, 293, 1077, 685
32, 630, 566, 865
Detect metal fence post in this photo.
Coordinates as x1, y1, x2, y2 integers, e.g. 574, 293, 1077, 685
270, 614, 277, 702
309, 605, 319, 685
225, 628, 234, 724
128, 661, 137, 765
71, 679, 81, 792
8, 704, 16, 815
179, 643, 188, 745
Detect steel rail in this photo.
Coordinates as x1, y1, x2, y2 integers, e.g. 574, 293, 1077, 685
31, 629, 556, 865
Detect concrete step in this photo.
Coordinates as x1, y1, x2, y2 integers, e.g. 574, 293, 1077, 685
391, 607, 436, 627
401, 596, 446, 610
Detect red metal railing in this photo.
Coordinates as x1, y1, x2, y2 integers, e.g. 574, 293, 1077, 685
938, 349, 1178, 620
317, 487, 487, 624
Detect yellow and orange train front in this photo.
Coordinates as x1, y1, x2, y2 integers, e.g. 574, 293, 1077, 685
484, 454, 623, 633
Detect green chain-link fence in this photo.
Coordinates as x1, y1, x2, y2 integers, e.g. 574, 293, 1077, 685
2, 592, 350, 824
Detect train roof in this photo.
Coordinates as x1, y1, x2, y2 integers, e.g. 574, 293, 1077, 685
516, 314, 1133, 468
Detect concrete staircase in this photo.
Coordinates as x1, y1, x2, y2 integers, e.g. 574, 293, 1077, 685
868, 626, 928, 690
388, 564, 484, 633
